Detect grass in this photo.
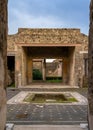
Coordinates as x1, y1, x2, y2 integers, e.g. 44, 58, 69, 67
67, 97, 77, 102
8, 83, 15, 88
46, 79, 62, 83
46, 77, 62, 83
23, 93, 78, 103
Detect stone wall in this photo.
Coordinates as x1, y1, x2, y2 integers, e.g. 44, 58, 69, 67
8, 28, 88, 45
7, 35, 16, 52
0, 0, 7, 130
74, 46, 84, 87
33, 61, 42, 73
33, 59, 62, 77
88, 0, 93, 129
7, 28, 88, 87
46, 60, 62, 77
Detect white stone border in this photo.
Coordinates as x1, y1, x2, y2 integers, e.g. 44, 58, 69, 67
7, 91, 88, 105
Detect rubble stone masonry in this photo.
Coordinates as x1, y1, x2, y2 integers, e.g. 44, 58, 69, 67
0, 0, 7, 129
8, 28, 88, 46
88, 0, 93, 129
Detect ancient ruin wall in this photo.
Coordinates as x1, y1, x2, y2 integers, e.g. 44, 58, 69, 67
88, 0, 93, 129
8, 28, 88, 45
7, 35, 16, 52
7, 29, 88, 87
0, 0, 7, 129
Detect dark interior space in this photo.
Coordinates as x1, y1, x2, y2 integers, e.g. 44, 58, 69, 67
7, 56, 15, 71
7, 56, 15, 86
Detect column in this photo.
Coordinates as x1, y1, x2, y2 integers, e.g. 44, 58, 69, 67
42, 59, 46, 81
62, 58, 68, 84
27, 57, 33, 84
21, 48, 27, 86
69, 48, 75, 86
15, 47, 22, 87
58, 61, 62, 79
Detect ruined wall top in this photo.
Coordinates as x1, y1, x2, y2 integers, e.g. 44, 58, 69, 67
7, 28, 88, 52
17, 28, 81, 35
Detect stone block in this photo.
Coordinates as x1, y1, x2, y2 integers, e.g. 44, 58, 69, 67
6, 124, 14, 130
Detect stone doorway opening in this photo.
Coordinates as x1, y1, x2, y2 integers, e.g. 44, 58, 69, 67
32, 59, 43, 81
7, 56, 15, 86
32, 58, 63, 83
46, 59, 62, 83
16, 46, 76, 87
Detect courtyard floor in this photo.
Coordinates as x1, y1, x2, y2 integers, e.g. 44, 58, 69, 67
7, 85, 88, 125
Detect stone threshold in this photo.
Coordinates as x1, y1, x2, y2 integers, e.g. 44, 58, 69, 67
6, 124, 88, 130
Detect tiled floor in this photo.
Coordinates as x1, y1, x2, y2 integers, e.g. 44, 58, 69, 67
7, 87, 88, 125
7, 104, 87, 125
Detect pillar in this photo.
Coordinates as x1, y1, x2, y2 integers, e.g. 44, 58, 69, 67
27, 57, 33, 84
0, 0, 7, 130
42, 59, 46, 81
21, 48, 27, 86
69, 48, 75, 86
58, 61, 62, 77
15, 47, 22, 87
62, 58, 68, 84
88, 0, 93, 129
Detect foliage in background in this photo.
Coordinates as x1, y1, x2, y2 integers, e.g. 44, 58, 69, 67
33, 69, 42, 80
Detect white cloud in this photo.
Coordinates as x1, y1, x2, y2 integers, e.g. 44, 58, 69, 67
8, 9, 67, 34
8, 4, 89, 35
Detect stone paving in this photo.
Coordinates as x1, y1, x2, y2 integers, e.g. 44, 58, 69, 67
7, 87, 88, 125
7, 87, 88, 100
7, 104, 87, 125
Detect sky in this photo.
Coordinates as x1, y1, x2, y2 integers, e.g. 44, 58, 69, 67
8, 0, 90, 35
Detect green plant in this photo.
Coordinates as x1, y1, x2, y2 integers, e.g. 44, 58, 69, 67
46, 77, 62, 83
33, 69, 42, 80
8, 83, 15, 88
